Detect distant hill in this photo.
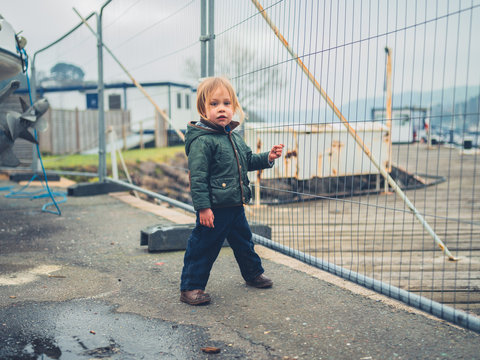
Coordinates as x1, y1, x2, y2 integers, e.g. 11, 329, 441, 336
250, 85, 479, 132
341, 85, 480, 122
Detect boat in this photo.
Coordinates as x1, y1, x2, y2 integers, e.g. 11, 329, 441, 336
0, 14, 25, 81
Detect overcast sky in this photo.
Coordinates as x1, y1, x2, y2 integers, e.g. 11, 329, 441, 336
2, 0, 479, 116
1, 0, 201, 84
1, 1, 106, 53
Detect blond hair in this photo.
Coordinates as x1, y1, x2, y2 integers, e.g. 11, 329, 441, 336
196, 76, 245, 122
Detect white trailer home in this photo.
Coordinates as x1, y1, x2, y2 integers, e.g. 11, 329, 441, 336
244, 122, 390, 181
31, 81, 197, 133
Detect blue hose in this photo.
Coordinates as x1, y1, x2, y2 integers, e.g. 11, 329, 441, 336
3, 47, 67, 215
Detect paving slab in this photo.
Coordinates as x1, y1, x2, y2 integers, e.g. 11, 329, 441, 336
0, 179, 479, 359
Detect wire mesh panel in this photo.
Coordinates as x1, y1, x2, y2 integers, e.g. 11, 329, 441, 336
28, 0, 480, 328
31, 12, 101, 155
101, 0, 200, 135
216, 0, 480, 320
31, 1, 200, 154
33, 15, 98, 102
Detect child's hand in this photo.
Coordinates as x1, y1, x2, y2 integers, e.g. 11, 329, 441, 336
268, 144, 284, 162
199, 208, 214, 228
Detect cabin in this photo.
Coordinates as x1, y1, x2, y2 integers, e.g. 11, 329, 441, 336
14, 81, 197, 155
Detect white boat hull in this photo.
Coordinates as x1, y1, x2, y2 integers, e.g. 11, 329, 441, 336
0, 15, 23, 81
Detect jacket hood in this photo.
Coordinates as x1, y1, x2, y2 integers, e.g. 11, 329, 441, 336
185, 119, 240, 155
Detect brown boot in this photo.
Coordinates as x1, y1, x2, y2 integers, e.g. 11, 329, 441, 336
180, 289, 211, 305
246, 274, 273, 288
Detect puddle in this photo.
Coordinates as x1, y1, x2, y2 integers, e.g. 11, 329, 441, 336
0, 300, 243, 359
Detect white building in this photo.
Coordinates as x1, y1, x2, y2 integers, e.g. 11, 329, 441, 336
371, 107, 428, 144
244, 122, 390, 181
28, 81, 197, 133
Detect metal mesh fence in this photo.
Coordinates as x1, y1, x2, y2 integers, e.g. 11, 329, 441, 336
215, 0, 480, 321
33, 15, 98, 97
28, 0, 480, 328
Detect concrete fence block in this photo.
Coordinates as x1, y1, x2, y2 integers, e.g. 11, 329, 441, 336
140, 223, 271, 252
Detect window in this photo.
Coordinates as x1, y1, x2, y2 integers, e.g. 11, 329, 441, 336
109, 94, 121, 110
86, 93, 98, 109
185, 94, 190, 109
177, 93, 182, 109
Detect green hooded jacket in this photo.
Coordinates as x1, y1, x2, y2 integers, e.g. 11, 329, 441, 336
185, 120, 273, 211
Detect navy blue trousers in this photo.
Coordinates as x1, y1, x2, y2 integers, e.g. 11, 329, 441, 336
180, 206, 264, 291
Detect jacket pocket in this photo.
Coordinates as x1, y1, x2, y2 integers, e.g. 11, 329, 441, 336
211, 177, 240, 206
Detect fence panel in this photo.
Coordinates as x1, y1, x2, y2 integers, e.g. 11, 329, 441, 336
215, 0, 480, 321
30, 0, 480, 327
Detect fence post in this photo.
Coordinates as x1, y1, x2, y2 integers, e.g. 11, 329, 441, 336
384, 47, 393, 193
208, 0, 215, 76
200, 0, 207, 78
108, 127, 118, 180
200, 0, 215, 77
97, 11, 106, 182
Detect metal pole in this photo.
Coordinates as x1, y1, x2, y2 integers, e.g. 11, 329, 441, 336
30, 57, 37, 103
255, 138, 262, 207
30, 58, 38, 173
426, 109, 432, 148
97, 12, 106, 182
200, 0, 207, 78
106, 177, 195, 213
250, 0, 457, 261
123, 85, 127, 111
207, 0, 215, 76
108, 127, 118, 180
385, 47, 393, 192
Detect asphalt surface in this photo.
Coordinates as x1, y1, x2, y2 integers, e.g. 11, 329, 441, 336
0, 178, 479, 360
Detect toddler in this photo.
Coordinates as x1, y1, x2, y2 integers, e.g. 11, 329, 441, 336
180, 76, 284, 305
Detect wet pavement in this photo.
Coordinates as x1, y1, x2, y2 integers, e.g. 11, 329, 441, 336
0, 178, 479, 359
0, 300, 242, 359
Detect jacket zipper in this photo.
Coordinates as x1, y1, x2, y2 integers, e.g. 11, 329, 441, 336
228, 132, 245, 203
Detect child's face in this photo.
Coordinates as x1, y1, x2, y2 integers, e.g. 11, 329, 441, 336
205, 85, 234, 127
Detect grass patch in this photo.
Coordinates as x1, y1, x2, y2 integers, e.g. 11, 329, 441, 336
41, 145, 185, 170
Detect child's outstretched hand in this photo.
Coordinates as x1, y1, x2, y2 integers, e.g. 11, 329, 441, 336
268, 144, 284, 162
